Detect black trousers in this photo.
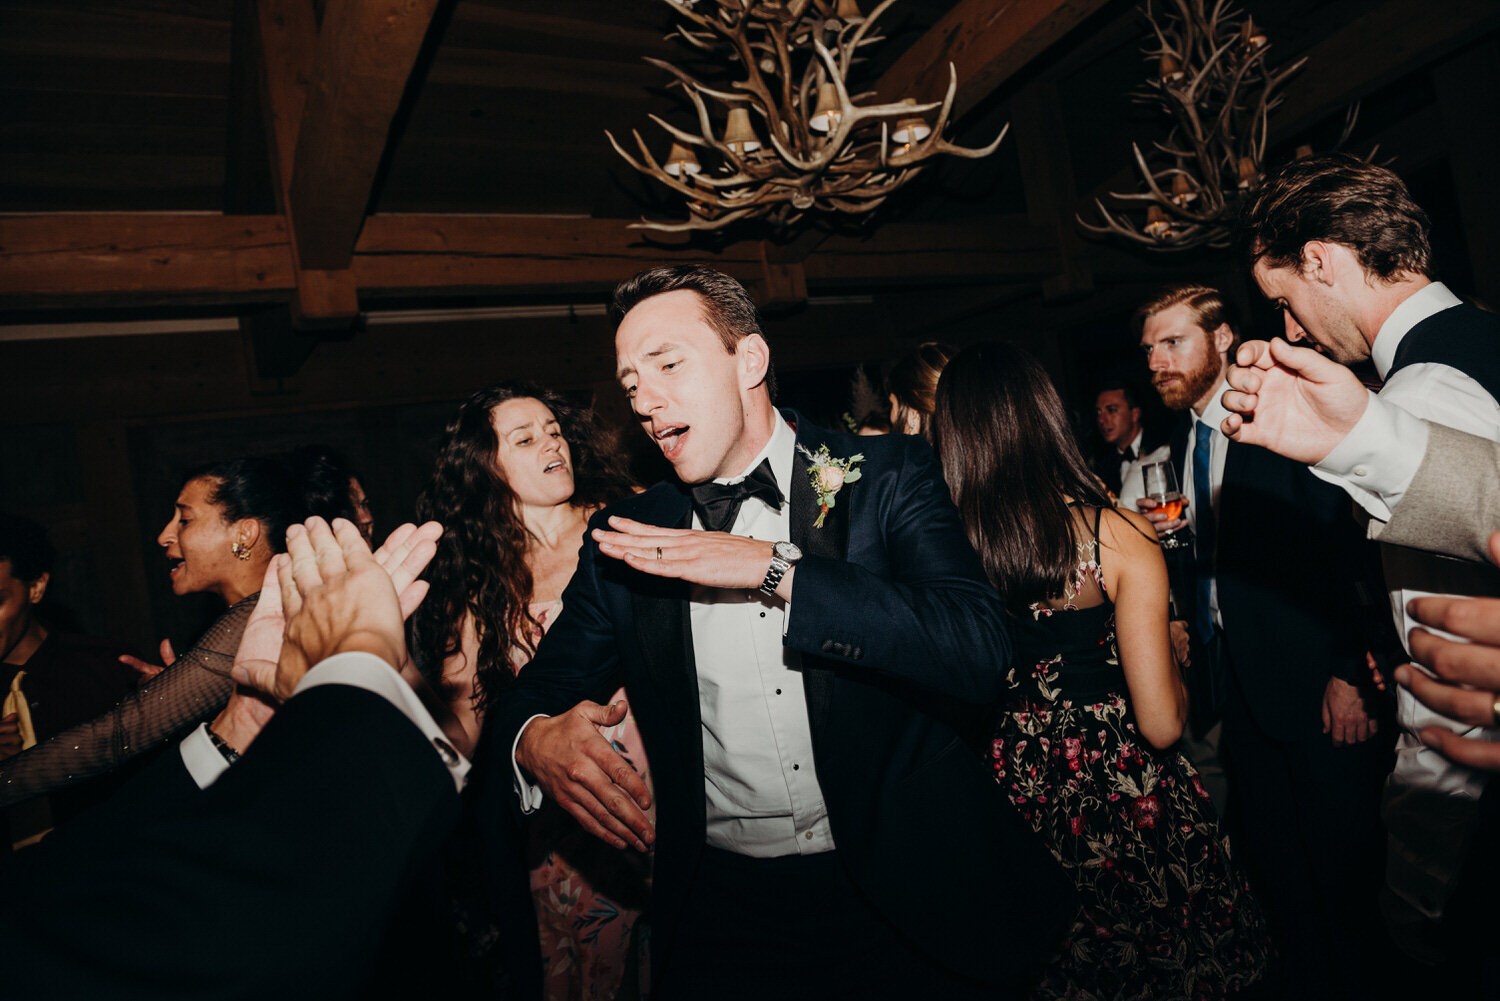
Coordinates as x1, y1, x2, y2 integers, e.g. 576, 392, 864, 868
1219, 662, 1393, 1001
652, 845, 1011, 1001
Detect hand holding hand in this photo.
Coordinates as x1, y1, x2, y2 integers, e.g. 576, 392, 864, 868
1323, 676, 1378, 746
1396, 533, 1500, 771
594, 516, 784, 596
119, 638, 177, 681
1219, 339, 1371, 463
515, 699, 655, 852
1136, 495, 1189, 537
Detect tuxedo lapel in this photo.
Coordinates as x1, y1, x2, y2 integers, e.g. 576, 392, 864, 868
629, 492, 702, 763
789, 419, 851, 748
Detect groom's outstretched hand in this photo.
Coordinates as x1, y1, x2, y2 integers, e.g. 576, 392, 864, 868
516, 701, 654, 852
594, 516, 792, 600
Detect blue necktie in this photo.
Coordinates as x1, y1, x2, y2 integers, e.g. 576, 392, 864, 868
1192, 424, 1217, 644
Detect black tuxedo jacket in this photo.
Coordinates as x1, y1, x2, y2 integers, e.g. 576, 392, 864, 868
483, 413, 1074, 985
0, 682, 462, 1000
1169, 416, 1369, 740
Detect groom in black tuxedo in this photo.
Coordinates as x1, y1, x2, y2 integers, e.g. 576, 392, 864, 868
483, 266, 1072, 1000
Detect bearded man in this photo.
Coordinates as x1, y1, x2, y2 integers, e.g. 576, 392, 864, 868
1136, 284, 1392, 1001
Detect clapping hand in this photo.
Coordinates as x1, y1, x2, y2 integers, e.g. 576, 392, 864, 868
1219, 339, 1371, 463
119, 639, 176, 681
231, 518, 440, 702
1394, 532, 1500, 772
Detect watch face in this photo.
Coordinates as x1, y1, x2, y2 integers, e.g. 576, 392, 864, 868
774, 540, 802, 562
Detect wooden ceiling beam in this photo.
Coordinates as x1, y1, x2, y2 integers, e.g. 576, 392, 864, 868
872, 0, 1114, 116
0, 213, 1058, 309
0, 214, 295, 308
255, 0, 359, 324
286, 0, 443, 271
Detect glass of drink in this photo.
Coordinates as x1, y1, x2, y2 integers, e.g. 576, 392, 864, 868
1140, 459, 1190, 551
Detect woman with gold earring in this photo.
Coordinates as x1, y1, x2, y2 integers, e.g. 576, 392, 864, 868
0, 451, 354, 808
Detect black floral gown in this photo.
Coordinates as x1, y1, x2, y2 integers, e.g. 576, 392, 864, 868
992, 511, 1269, 1000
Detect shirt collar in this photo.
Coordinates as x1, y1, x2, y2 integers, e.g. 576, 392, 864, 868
1371, 281, 1461, 378
1121, 429, 1144, 456
715, 412, 796, 503
1193, 376, 1230, 434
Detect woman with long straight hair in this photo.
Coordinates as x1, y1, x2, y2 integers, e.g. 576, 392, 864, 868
410, 381, 647, 1001
931, 342, 1267, 1000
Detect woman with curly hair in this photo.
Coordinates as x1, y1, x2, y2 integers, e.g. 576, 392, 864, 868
410, 382, 646, 1001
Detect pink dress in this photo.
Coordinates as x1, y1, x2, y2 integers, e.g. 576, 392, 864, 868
514, 600, 654, 1001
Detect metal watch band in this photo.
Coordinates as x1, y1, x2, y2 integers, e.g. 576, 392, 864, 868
760, 554, 790, 595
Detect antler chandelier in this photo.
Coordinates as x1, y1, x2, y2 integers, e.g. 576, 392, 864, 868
607, 0, 1007, 234
1078, 0, 1310, 251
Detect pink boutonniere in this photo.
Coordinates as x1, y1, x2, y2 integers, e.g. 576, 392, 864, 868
797, 443, 863, 528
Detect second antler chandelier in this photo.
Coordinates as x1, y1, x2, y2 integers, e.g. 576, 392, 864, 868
608, 0, 1007, 234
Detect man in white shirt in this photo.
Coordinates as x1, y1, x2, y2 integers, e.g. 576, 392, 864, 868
1239, 152, 1500, 951
1094, 380, 1168, 507
1220, 339, 1500, 772
485, 265, 1073, 1001
1137, 283, 1388, 999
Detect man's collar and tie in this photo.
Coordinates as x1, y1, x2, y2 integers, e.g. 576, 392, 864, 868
688, 415, 796, 534
691, 458, 783, 534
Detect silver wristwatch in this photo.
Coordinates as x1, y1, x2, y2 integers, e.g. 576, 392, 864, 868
760, 540, 803, 595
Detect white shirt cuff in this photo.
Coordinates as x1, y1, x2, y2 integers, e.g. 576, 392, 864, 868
296, 651, 471, 793
179, 722, 232, 790
512, 714, 549, 813
1313, 393, 1430, 521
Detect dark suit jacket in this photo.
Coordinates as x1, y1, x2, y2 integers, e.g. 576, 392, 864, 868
1169, 417, 1370, 741
0, 682, 462, 1000
483, 414, 1074, 985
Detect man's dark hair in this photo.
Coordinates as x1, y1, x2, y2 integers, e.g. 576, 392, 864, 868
610, 265, 776, 399
0, 512, 55, 582
1095, 379, 1139, 411
1238, 152, 1433, 282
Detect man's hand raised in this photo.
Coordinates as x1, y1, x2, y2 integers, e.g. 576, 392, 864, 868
515, 700, 655, 852
594, 516, 785, 596
232, 517, 439, 700
1219, 338, 1372, 464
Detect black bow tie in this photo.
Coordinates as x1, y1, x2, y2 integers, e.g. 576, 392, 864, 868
1121, 446, 1136, 462
690, 458, 783, 533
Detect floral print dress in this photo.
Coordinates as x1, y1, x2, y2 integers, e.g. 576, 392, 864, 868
992, 515, 1269, 1000
516, 600, 655, 1001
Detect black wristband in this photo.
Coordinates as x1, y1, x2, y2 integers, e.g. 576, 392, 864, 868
206, 726, 241, 765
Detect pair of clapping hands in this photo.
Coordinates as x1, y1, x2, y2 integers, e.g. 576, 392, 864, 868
217, 518, 442, 752
1220, 337, 1500, 770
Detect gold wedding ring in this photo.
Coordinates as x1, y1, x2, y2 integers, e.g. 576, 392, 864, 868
1491, 693, 1500, 728
655, 547, 663, 562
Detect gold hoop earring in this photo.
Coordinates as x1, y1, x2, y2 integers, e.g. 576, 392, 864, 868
231, 541, 252, 561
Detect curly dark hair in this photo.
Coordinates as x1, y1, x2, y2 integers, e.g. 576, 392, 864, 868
1237, 152, 1433, 282
409, 382, 635, 711
181, 450, 354, 555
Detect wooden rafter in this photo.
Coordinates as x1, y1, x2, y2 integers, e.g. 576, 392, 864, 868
0, 213, 1060, 310
255, 0, 360, 322
288, 0, 443, 270
873, 0, 1113, 115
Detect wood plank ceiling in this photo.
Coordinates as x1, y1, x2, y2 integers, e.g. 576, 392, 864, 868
2, 0, 1497, 317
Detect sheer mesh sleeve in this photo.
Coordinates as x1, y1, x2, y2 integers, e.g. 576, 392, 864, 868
0, 594, 257, 807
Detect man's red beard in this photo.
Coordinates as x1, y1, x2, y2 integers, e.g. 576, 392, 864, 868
1153, 351, 1223, 411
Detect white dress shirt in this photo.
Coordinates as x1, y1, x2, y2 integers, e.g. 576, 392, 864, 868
1182, 378, 1231, 631
1312, 282, 1500, 799
691, 416, 833, 856
180, 651, 471, 792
